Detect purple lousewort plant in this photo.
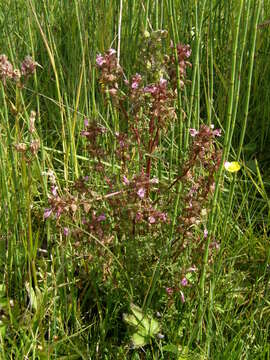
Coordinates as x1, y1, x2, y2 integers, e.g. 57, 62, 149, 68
42, 30, 222, 302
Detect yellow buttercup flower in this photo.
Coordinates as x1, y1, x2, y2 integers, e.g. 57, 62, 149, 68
224, 161, 241, 173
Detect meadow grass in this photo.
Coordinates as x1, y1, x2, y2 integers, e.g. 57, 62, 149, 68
0, 1, 270, 359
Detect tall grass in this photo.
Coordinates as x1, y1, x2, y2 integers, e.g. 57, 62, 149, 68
0, 0, 269, 358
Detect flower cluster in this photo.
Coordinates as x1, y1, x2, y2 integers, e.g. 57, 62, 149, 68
81, 118, 107, 159
0, 55, 14, 84
21, 55, 38, 78
44, 185, 78, 221
167, 43, 192, 88
96, 48, 123, 98
0, 54, 38, 85
43, 30, 224, 308
106, 171, 168, 238
172, 125, 222, 260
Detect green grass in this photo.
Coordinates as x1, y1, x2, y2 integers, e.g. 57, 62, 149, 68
0, 0, 270, 359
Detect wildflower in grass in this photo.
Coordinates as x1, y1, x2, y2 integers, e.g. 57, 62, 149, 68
96, 48, 122, 99
131, 73, 142, 89
12, 69, 21, 82
204, 228, 208, 238
166, 287, 174, 296
148, 215, 156, 224
135, 212, 143, 222
122, 175, 130, 185
159, 77, 167, 87
137, 187, 145, 199
143, 85, 158, 94
168, 43, 192, 89
21, 55, 37, 77
108, 48, 116, 56
177, 43, 192, 60
0, 54, 14, 84
224, 161, 241, 173
30, 139, 40, 155
181, 277, 188, 287
159, 212, 167, 222
84, 118, 89, 127
189, 128, 199, 137
150, 177, 159, 184
14, 143, 27, 153
97, 214, 106, 222
51, 186, 58, 197
44, 208, 52, 219
213, 128, 222, 137
108, 88, 118, 96
46, 170, 56, 184
96, 54, 106, 67
63, 227, 69, 236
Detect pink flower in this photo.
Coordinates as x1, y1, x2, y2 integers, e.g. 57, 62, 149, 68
122, 175, 130, 185
96, 54, 106, 67
51, 186, 58, 197
177, 44, 192, 60
213, 128, 222, 137
131, 82, 139, 90
148, 215, 156, 224
44, 208, 52, 219
97, 214, 106, 222
181, 277, 188, 287
21, 56, 37, 76
63, 227, 69, 236
166, 287, 174, 296
143, 85, 157, 94
84, 118, 89, 127
131, 73, 142, 89
108, 88, 118, 96
108, 48, 116, 56
159, 78, 167, 87
56, 208, 63, 218
189, 128, 199, 137
204, 228, 208, 238
137, 187, 145, 199
135, 211, 143, 222
159, 212, 167, 222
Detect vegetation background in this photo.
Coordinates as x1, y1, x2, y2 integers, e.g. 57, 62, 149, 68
0, 0, 269, 359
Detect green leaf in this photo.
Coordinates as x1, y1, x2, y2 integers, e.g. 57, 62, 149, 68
0, 284, 6, 298
163, 344, 180, 354
0, 323, 6, 338
25, 282, 38, 311
123, 304, 161, 347
163, 344, 189, 359
130, 304, 160, 336
0, 298, 8, 309
131, 332, 147, 347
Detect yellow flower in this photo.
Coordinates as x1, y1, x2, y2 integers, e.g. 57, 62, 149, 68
224, 161, 241, 173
